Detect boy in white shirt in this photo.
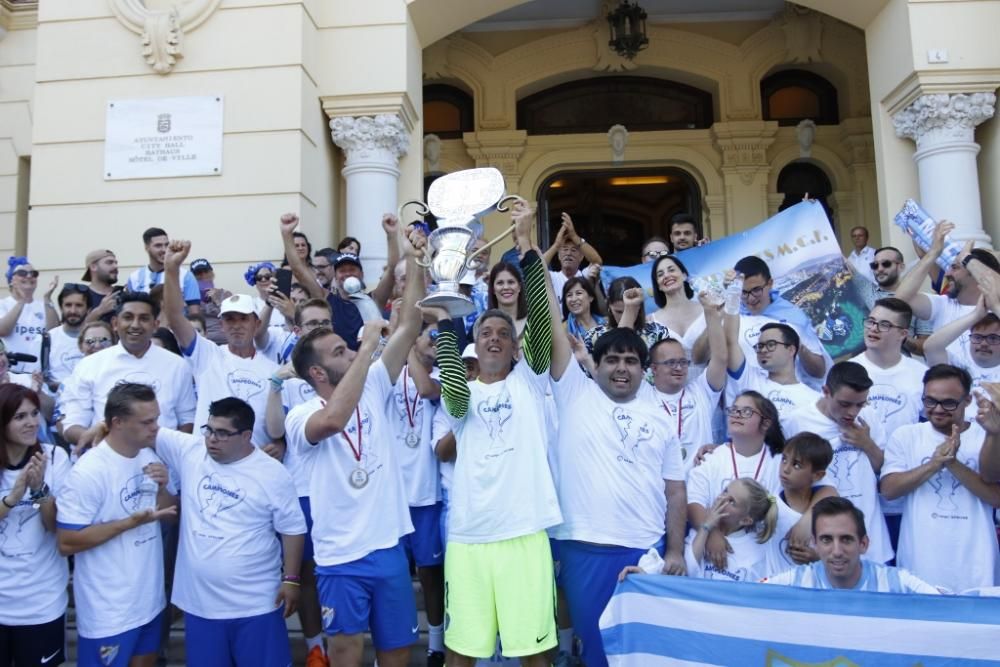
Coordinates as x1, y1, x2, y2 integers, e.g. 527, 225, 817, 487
881, 364, 1000, 592
56, 383, 178, 667
155, 397, 306, 667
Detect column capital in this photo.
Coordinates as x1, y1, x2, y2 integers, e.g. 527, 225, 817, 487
893, 92, 996, 148
329, 114, 410, 161
710, 121, 778, 169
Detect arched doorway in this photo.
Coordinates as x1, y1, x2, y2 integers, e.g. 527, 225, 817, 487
537, 167, 702, 267
777, 161, 835, 231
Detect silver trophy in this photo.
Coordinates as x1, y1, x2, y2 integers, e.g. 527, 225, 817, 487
399, 168, 520, 317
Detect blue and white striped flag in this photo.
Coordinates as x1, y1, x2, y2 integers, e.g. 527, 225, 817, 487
600, 575, 1000, 666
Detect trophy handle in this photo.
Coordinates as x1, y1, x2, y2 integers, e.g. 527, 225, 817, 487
495, 195, 521, 213
416, 249, 433, 268
398, 199, 430, 221
465, 223, 516, 271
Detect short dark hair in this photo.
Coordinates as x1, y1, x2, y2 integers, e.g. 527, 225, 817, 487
784, 432, 833, 472
734, 256, 771, 282
759, 322, 799, 355
57, 285, 89, 308
294, 298, 333, 327
561, 277, 602, 322
922, 363, 972, 395
972, 313, 1000, 331
850, 226, 869, 237
825, 361, 872, 394
208, 397, 255, 434
592, 328, 649, 369
114, 291, 159, 319
336, 236, 361, 253
874, 246, 904, 262
142, 227, 167, 245
291, 327, 335, 389
105, 382, 157, 425
607, 276, 645, 329
872, 297, 912, 328
152, 327, 180, 355
668, 213, 699, 235
649, 337, 684, 361
811, 496, 866, 540
314, 248, 338, 262
969, 248, 1000, 274
651, 255, 694, 305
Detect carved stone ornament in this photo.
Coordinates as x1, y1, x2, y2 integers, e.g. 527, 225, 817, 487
608, 124, 628, 163
330, 115, 410, 160
108, 0, 222, 74
796, 119, 816, 158
893, 92, 996, 148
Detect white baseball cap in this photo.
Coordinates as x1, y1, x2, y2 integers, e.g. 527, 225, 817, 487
461, 343, 478, 360
219, 293, 257, 316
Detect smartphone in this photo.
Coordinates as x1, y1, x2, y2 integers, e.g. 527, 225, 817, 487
274, 268, 293, 298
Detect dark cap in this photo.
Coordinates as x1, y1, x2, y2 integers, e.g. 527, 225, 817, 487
190, 259, 213, 274
334, 253, 363, 269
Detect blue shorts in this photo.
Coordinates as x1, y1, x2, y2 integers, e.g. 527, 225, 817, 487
549, 537, 563, 586
315, 542, 418, 651
184, 607, 291, 667
403, 502, 444, 567
558, 539, 663, 667
439, 489, 450, 547
76, 610, 163, 667
299, 496, 315, 564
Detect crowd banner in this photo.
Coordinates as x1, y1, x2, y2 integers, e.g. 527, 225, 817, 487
600, 575, 1000, 666
601, 201, 868, 359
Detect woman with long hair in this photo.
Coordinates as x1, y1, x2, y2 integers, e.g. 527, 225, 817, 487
648, 255, 706, 370
583, 276, 669, 352
0, 384, 71, 666
561, 277, 605, 340
487, 261, 528, 339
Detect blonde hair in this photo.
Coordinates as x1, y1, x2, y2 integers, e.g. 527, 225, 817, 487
736, 478, 779, 544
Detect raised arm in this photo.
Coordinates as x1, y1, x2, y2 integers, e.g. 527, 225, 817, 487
895, 221, 955, 321
163, 240, 197, 350
976, 386, 1000, 482
303, 322, 383, 443
561, 212, 602, 265
432, 310, 470, 419
924, 296, 986, 365
723, 308, 745, 374
617, 287, 644, 330
516, 203, 553, 375
369, 214, 402, 307
699, 292, 727, 392
541, 223, 568, 267
377, 228, 426, 384
279, 213, 325, 300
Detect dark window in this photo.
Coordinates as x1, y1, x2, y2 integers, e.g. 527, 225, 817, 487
777, 161, 834, 229
423, 84, 474, 139
761, 70, 838, 126
518, 76, 713, 135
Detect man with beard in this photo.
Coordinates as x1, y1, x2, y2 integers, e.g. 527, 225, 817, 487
81, 249, 121, 324
667, 213, 709, 253
46, 284, 88, 386
126, 228, 202, 316
856, 246, 932, 354
542, 212, 602, 306
896, 220, 1000, 355
61, 292, 196, 452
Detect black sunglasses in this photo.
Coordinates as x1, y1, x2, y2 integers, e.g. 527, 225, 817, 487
869, 260, 898, 271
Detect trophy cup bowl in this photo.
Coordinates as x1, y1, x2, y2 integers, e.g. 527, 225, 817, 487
399, 168, 521, 318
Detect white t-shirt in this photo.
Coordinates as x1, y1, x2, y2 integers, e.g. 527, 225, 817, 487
686, 442, 782, 510
883, 421, 1000, 592
647, 373, 722, 465
0, 296, 46, 373
445, 359, 562, 544
284, 361, 412, 566
763, 491, 814, 578
61, 343, 196, 431
737, 313, 829, 391
281, 377, 317, 498
782, 405, 893, 564
927, 294, 975, 357
430, 406, 455, 493
47, 325, 84, 385
946, 345, 1000, 422
183, 335, 288, 446
56, 442, 166, 638
684, 528, 770, 582
726, 363, 820, 431
764, 560, 940, 593
155, 429, 306, 619
848, 246, 876, 283
0, 444, 71, 625
389, 365, 440, 507
550, 361, 685, 548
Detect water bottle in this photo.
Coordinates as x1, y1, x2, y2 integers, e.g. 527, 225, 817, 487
724, 274, 743, 315
137, 474, 158, 512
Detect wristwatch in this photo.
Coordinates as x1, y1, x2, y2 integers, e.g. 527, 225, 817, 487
29, 483, 50, 503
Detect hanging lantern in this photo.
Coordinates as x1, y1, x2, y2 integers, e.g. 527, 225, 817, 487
607, 1, 649, 60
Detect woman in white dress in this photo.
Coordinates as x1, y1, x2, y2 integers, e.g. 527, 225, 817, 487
648, 255, 706, 370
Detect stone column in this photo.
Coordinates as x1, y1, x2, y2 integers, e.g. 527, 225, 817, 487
893, 92, 996, 245
330, 114, 410, 278
711, 121, 778, 234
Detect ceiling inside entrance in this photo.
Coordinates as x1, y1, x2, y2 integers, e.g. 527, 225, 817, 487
467, 0, 787, 31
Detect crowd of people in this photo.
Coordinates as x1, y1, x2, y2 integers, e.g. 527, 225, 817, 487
1, 202, 999, 667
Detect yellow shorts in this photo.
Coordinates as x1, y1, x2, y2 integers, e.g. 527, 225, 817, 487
444, 530, 557, 658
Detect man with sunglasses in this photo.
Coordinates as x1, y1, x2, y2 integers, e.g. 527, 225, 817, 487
855, 247, 934, 355
731, 256, 831, 391
0, 258, 58, 374
846, 226, 876, 282
783, 361, 894, 564
881, 364, 1000, 592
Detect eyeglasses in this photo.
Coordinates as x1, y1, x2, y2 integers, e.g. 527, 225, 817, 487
62, 283, 90, 294
741, 285, 765, 299
726, 406, 763, 419
643, 250, 669, 260
254, 273, 274, 283
863, 317, 906, 333
650, 358, 691, 369
302, 319, 332, 329
921, 396, 966, 412
869, 260, 898, 271
752, 340, 792, 353
12, 270, 39, 279
970, 333, 1000, 345
200, 424, 247, 440
83, 336, 112, 346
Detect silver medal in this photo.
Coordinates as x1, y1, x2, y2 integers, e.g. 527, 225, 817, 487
349, 468, 369, 489
405, 431, 420, 448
